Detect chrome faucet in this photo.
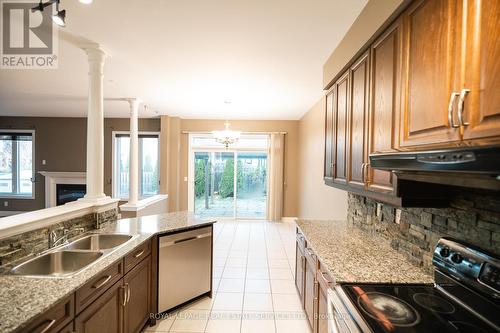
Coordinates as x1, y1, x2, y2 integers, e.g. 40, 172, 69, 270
49, 227, 85, 248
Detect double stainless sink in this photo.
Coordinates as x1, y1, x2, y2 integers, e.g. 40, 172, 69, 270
9, 233, 136, 278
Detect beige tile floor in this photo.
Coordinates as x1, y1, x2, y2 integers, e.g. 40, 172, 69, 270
144, 219, 311, 333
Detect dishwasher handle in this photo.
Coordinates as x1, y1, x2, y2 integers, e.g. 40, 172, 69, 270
160, 232, 211, 248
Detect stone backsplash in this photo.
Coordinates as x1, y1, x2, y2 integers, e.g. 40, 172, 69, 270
0, 208, 118, 267
347, 191, 500, 274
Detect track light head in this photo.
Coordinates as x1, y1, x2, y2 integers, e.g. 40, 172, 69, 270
31, 0, 44, 13
52, 9, 66, 27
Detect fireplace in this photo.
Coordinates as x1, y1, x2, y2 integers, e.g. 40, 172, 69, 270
39, 171, 86, 207
56, 184, 86, 206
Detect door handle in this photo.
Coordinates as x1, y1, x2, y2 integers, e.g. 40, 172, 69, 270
457, 88, 470, 127
448, 92, 460, 128
122, 285, 127, 307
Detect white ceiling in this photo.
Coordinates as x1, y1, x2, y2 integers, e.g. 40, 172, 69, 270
0, 0, 367, 119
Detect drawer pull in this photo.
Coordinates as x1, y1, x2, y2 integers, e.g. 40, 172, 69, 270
134, 249, 145, 258
306, 248, 315, 258
320, 271, 331, 286
92, 275, 112, 289
37, 319, 56, 333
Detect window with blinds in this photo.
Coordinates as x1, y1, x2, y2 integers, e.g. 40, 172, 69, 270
0, 131, 35, 198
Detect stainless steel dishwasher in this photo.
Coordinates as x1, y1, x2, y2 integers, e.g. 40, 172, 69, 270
158, 226, 212, 313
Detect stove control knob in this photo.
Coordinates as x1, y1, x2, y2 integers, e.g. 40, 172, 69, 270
451, 253, 463, 264
439, 247, 450, 257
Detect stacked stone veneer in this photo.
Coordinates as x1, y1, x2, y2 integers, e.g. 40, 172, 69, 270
0, 208, 118, 267
347, 191, 500, 274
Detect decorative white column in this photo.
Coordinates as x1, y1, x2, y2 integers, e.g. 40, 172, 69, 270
81, 46, 108, 202
127, 98, 141, 205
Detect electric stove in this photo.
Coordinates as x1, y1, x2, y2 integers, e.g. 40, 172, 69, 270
327, 238, 500, 332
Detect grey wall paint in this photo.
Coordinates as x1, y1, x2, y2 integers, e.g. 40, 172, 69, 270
0, 117, 160, 211
347, 190, 500, 274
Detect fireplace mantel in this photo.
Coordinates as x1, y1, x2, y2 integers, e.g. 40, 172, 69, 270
39, 171, 86, 208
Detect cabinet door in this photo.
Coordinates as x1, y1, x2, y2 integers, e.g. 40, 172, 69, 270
316, 270, 332, 333
295, 241, 305, 306
400, 0, 462, 148
461, 0, 500, 142
124, 256, 151, 333
347, 51, 370, 189
303, 248, 317, 332
333, 71, 350, 184
75, 281, 124, 333
368, 21, 402, 193
324, 90, 335, 180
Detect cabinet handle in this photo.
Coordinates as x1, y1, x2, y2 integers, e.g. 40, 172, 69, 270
126, 283, 131, 304
457, 88, 470, 127
92, 275, 112, 289
320, 271, 331, 286
301, 256, 306, 269
361, 163, 366, 182
313, 281, 319, 300
134, 249, 145, 258
448, 92, 460, 128
35, 319, 56, 333
122, 285, 127, 307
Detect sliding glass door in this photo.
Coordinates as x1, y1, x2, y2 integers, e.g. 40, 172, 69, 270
192, 150, 268, 219
236, 152, 267, 218
194, 152, 235, 218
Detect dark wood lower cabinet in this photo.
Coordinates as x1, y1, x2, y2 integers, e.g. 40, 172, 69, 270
304, 248, 318, 332
295, 234, 306, 305
75, 280, 125, 333
295, 229, 334, 333
124, 256, 151, 333
316, 268, 333, 333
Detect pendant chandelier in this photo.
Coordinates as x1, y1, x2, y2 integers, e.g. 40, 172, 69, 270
212, 121, 241, 148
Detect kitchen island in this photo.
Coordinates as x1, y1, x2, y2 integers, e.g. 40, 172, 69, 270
0, 211, 216, 333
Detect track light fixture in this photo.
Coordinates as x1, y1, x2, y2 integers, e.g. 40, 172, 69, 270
31, 0, 91, 28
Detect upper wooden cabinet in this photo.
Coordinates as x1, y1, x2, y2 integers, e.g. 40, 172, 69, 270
324, 91, 335, 181
347, 51, 370, 190
367, 20, 402, 194
461, 0, 500, 142
399, 0, 463, 149
324, 0, 500, 203
332, 71, 350, 184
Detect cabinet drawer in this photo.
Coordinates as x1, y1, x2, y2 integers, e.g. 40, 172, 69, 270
296, 232, 306, 251
75, 260, 124, 314
304, 247, 317, 269
124, 240, 151, 273
57, 322, 74, 333
316, 265, 334, 290
19, 295, 74, 333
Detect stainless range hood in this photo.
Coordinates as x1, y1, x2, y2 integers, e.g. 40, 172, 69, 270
369, 145, 500, 190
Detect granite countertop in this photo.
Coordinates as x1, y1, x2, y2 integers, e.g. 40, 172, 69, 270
296, 219, 434, 284
0, 211, 216, 333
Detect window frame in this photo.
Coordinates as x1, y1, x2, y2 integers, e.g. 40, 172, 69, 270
0, 129, 35, 199
111, 131, 160, 200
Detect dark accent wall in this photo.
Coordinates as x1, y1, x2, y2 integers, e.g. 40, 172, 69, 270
347, 191, 500, 274
0, 117, 160, 212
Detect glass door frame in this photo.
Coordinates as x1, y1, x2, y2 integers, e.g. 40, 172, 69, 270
188, 147, 268, 220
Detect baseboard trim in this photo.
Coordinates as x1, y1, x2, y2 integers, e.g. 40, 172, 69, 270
281, 216, 298, 223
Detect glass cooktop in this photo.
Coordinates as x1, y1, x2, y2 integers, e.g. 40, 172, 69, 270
342, 284, 497, 333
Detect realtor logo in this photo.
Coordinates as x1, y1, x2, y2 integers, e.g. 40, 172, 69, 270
1, 0, 58, 69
